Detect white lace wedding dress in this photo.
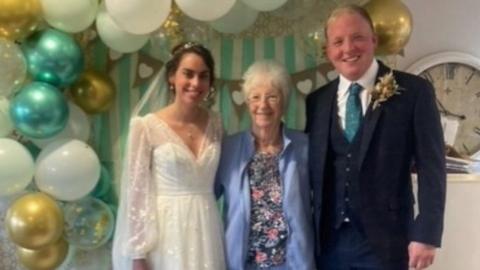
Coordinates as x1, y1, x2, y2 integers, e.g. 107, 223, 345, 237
112, 112, 226, 270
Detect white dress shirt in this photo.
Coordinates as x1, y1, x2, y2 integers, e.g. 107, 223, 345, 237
336, 60, 379, 130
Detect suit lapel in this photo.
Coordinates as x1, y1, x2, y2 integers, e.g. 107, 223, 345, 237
358, 62, 391, 169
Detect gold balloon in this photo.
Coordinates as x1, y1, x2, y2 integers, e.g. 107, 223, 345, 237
6, 193, 64, 249
69, 69, 116, 114
17, 237, 69, 270
364, 0, 413, 55
162, 3, 185, 47
0, 0, 42, 41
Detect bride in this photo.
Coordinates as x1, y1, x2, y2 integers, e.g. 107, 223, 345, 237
112, 42, 225, 270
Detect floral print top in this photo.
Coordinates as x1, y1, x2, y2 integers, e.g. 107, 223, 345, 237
247, 152, 288, 268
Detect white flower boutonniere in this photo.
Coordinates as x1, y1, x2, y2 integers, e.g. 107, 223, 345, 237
369, 71, 404, 110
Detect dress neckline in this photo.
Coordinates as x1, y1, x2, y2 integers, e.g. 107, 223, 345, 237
150, 112, 213, 161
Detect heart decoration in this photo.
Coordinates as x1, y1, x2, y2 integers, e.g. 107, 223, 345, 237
296, 79, 313, 95
231, 90, 245, 105
138, 63, 154, 79
327, 70, 338, 81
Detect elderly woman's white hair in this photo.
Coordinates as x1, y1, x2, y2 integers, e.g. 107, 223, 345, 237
242, 60, 291, 108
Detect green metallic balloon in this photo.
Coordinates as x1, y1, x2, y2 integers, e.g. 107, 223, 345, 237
10, 82, 69, 139
89, 166, 112, 198
21, 29, 84, 88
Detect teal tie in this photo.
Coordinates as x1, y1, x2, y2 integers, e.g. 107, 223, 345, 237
344, 83, 363, 142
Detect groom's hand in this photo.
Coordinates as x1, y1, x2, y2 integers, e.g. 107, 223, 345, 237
408, 241, 436, 270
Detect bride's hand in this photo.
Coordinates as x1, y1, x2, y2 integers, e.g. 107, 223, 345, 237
133, 259, 149, 270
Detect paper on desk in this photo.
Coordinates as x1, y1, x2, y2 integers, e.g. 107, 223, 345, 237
441, 115, 460, 145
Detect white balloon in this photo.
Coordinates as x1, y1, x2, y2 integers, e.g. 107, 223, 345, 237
31, 102, 90, 148
40, 0, 99, 33
105, 0, 171, 34
241, 0, 288, 11
96, 4, 149, 53
0, 97, 14, 137
35, 139, 100, 201
210, 0, 258, 34
176, 0, 235, 21
0, 139, 34, 196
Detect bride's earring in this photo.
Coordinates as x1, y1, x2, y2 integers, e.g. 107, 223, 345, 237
204, 87, 216, 101
203, 87, 216, 107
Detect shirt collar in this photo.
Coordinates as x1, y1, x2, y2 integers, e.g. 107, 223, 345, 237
338, 59, 379, 96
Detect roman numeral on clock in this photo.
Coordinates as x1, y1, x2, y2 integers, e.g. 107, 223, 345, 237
422, 72, 434, 83
446, 64, 455, 80
466, 69, 476, 85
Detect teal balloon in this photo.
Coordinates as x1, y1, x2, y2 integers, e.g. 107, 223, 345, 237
63, 197, 115, 250
90, 166, 112, 198
10, 82, 69, 138
21, 29, 84, 87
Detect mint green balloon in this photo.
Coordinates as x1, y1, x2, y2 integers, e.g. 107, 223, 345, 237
10, 82, 69, 139
21, 29, 84, 87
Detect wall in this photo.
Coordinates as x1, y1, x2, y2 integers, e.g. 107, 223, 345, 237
398, 0, 480, 70
400, 2, 480, 269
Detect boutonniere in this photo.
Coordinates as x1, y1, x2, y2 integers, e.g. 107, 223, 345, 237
368, 71, 404, 110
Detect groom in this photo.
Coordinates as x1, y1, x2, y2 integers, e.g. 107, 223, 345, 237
306, 4, 446, 270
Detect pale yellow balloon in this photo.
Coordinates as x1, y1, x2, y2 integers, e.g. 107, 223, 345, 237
6, 193, 64, 249
17, 237, 69, 270
0, 0, 42, 40
364, 0, 413, 55
69, 69, 116, 114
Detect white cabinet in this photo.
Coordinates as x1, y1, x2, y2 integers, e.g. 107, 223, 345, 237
426, 174, 480, 270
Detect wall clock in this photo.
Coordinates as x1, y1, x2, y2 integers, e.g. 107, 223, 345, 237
407, 51, 480, 156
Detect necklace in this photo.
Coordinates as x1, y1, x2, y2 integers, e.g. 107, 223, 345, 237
180, 121, 198, 141
186, 126, 194, 140
257, 144, 282, 155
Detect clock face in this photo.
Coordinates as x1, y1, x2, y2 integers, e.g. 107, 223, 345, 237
420, 62, 480, 155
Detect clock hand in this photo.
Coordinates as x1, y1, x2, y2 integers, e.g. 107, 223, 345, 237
475, 126, 480, 136
436, 98, 466, 120
462, 143, 470, 154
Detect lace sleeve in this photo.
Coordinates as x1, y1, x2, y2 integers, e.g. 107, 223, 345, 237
210, 111, 224, 142
113, 116, 157, 264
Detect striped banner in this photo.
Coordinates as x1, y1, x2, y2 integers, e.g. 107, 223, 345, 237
91, 34, 333, 190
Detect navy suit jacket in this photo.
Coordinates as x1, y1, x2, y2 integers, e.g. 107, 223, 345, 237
305, 61, 446, 266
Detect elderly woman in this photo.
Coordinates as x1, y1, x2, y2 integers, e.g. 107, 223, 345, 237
215, 60, 315, 270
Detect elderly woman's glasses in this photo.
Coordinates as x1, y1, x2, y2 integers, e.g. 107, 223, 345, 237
247, 94, 280, 105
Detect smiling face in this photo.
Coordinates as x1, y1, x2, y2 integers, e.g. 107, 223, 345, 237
246, 81, 284, 131
168, 53, 211, 106
325, 10, 377, 81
